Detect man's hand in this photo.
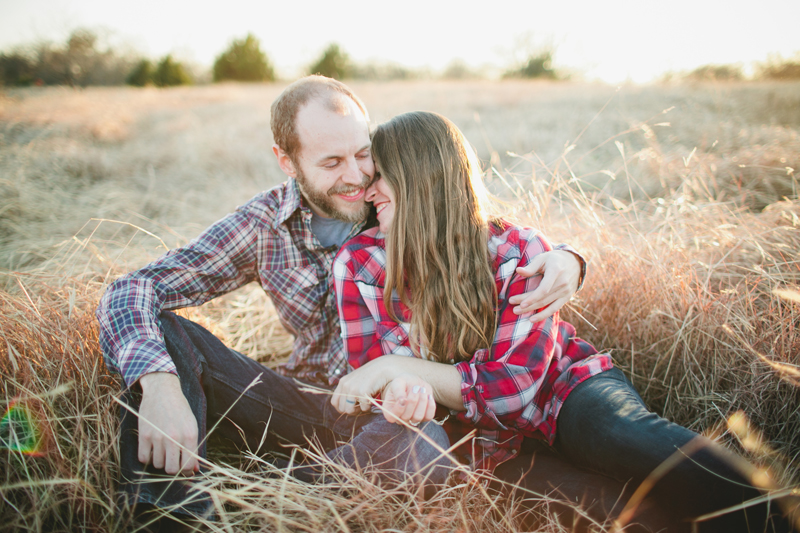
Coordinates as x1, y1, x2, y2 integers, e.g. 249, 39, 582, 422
137, 372, 199, 476
381, 375, 437, 425
509, 249, 582, 323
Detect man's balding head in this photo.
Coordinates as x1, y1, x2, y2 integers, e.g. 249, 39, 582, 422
270, 75, 369, 163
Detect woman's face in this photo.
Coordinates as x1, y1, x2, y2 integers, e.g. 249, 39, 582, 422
365, 172, 395, 233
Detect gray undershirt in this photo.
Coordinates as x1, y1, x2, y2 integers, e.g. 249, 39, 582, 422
310, 213, 354, 248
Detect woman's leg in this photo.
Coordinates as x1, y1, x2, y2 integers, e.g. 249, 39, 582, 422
553, 368, 792, 532
494, 444, 683, 532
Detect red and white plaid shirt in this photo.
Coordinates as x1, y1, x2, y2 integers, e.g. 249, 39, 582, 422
96, 179, 370, 388
333, 223, 613, 471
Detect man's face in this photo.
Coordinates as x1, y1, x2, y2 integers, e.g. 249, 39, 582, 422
290, 97, 374, 223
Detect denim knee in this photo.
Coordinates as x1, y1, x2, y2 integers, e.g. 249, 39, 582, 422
334, 416, 451, 486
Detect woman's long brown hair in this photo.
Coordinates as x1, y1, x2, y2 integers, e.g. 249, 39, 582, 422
371, 112, 498, 363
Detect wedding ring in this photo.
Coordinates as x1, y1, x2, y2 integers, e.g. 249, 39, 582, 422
409, 420, 420, 427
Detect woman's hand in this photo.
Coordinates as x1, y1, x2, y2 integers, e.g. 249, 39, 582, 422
331, 357, 395, 415
510, 249, 582, 322
381, 375, 437, 425
331, 357, 438, 425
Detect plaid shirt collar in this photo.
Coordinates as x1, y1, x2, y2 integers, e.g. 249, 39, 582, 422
275, 178, 310, 229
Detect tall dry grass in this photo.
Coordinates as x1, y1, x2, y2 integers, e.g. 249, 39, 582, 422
1, 81, 799, 531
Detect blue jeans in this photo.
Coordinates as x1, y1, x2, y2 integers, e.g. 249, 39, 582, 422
495, 368, 794, 532
118, 312, 451, 518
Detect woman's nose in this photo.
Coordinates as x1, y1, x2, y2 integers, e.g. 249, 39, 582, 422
365, 180, 379, 202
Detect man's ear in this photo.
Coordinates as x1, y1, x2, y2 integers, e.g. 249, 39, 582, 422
273, 144, 297, 178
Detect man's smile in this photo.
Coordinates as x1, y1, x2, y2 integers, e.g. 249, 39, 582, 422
334, 188, 366, 202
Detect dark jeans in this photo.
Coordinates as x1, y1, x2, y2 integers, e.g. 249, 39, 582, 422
495, 368, 795, 532
119, 312, 451, 518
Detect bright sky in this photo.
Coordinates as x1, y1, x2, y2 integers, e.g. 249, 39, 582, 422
0, 0, 798, 83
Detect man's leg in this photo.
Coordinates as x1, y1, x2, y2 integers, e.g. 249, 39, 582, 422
119, 311, 340, 518
322, 414, 452, 489
553, 367, 794, 532
120, 311, 453, 518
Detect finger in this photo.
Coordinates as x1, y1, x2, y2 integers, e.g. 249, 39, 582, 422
164, 441, 181, 475
514, 255, 545, 278
513, 274, 566, 314
180, 446, 197, 476
424, 393, 436, 421
513, 291, 548, 315
400, 384, 423, 422
527, 298, 565, 323
332, 384, 354, 414
512, 274, 553, 315
409, 386, 429, 424
340, 396, 357, 415
180, 427, 199, 475
384, 380, 408, 423
358, 394, 372, 413
509, 259, 544, 304
138, 425, 153, 465
151, 439, 165, 470
330, 384, 343, 410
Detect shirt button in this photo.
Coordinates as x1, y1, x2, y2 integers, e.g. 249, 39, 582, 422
335, 369, 342, 375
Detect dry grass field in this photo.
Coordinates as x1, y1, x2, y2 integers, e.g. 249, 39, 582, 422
1, 80, 799, 532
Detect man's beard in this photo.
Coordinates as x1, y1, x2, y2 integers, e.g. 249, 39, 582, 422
295, 166, 371, 223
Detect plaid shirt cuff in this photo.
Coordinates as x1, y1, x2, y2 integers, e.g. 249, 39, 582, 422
117, 338, 179, 388
554, 243, 587, 292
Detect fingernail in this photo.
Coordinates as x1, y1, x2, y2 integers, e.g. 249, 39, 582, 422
429, 393, 434, 402
412, 385, 421, 394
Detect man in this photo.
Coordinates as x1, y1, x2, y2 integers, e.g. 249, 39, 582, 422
96, 75, 584, 520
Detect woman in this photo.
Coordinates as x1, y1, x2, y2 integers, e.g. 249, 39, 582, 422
331, 112, 792, 532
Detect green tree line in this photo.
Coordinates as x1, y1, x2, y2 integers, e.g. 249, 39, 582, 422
2, 28, 799, 87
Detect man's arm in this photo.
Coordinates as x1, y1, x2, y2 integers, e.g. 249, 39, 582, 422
97, 205, 265, 475
508, 243, 586, 322
137, 372, 199, 474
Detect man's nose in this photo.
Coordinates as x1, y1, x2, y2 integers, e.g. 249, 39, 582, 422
342, 157, 363, 185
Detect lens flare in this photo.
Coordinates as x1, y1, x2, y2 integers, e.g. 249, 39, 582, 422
0, 402, 44, 456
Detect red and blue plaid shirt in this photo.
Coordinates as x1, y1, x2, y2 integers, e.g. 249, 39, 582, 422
96, 179, 370, 388
333, 223, 613, 471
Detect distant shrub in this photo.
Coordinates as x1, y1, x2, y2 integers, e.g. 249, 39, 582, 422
0, 28, 137, 87
350, 61, 423, 81
0, 51, 35, 86
152, 55, 192, 87
757, 55, 800, 80
308, 44, 350, 80
503, 50, 558, 79
441, 59, 482, 80
213, 34, 275, 82
36, 28, 135, 86
685, 64, 743, 82
126, 59, 153, 86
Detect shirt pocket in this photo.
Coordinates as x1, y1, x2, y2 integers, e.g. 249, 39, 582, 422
259, 266, 322, 332
375, 321, 412, 356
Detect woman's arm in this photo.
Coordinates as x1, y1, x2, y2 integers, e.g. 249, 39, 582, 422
335, 355, 464, 411
331, 241, 445, 422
